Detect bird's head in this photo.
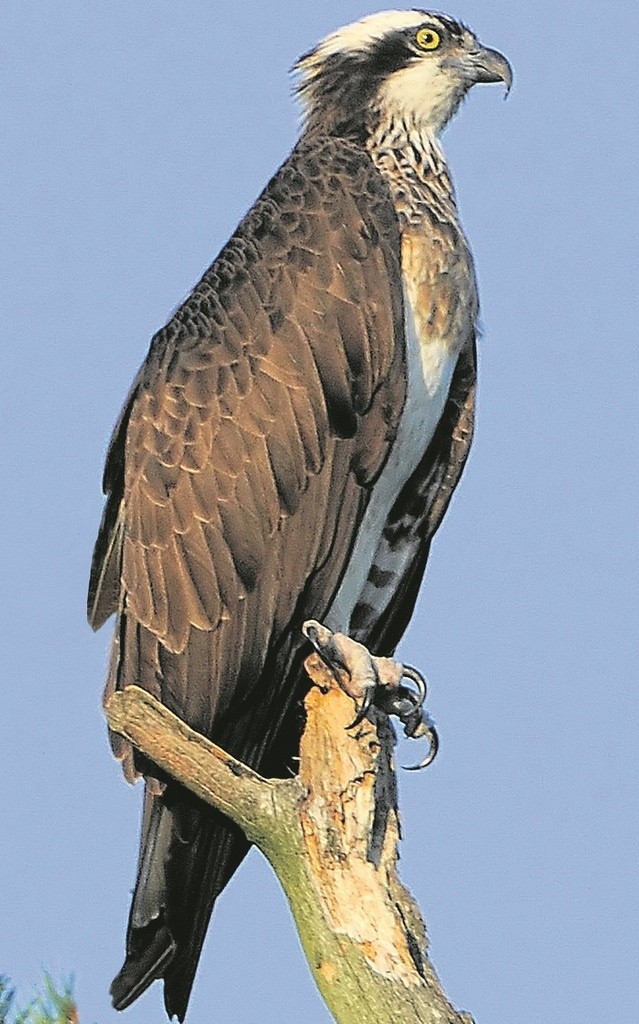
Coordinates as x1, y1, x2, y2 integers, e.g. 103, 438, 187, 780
295, 10, 511, 139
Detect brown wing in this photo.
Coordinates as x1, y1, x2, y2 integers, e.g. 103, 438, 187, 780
89, 132, 406, 751
349, 338, 477, 654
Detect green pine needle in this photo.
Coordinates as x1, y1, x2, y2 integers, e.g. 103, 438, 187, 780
0, 975, 77, 1024
0, 977, 18, 1024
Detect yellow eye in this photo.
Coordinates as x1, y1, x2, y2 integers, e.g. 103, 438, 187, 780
415, 27, 441, 51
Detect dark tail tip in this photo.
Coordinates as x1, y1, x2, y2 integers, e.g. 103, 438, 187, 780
110, 923, 176, 1012
162, 951, 201, 1023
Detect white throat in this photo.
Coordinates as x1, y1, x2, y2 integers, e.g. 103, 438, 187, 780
374, 59, 464, 136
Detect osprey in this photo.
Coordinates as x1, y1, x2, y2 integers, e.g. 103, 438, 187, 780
89, 10, 511, 1020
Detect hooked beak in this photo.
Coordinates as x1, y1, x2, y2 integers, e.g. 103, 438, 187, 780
466, 45, 513, 95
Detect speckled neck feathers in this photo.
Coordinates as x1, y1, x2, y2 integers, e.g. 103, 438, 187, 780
366, 114, 458, 228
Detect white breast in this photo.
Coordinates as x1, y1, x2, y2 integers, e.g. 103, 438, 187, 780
325, 287, 459, 631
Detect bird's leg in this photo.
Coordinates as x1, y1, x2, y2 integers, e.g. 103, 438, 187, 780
301, 621, 438, 769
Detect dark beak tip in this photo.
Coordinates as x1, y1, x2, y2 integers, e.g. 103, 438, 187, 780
503, 64, 514, 98
475, 46, 513, 96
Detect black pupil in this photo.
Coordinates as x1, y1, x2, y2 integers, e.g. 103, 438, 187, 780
423, 32, 434, 43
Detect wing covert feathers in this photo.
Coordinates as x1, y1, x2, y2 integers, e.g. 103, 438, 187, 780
92, 133, 405, 740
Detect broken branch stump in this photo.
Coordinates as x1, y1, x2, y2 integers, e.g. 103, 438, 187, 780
105, 646, 474, 1024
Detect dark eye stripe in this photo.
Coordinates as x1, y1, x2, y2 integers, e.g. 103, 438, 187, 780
369, 30, 418, 75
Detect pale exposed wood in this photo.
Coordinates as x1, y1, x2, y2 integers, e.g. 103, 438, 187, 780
105, 642, 474, 1024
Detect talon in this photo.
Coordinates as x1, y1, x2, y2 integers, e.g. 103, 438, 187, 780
302, 620, 321, 648
402, 720, 439, 771
302, 620, 341, 665
301, 622, 438, 760
401, 665, 427, 709
302, 620, 348, 677
346, 683, 376, 730
377, 666, 428, 736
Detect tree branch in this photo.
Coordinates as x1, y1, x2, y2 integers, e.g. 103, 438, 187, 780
105, 635, 474, 1024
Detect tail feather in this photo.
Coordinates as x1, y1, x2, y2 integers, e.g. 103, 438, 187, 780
111, 922, 175, 1011
111, 787, 250, 1022
162, 822, 248, 1021
111, 642, 307, 1019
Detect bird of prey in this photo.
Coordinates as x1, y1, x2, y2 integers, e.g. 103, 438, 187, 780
88, 10, 511, 1020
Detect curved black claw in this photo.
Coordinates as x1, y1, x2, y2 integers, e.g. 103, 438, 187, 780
401, 665, 427, 709
346, 684, 376, 730
402, 718, 439, 771
302, 620, 345, 671
376, 665, 439, 771
374, 665, 427, 736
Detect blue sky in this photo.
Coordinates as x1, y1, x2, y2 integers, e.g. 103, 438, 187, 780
1, 2, 637, 1022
